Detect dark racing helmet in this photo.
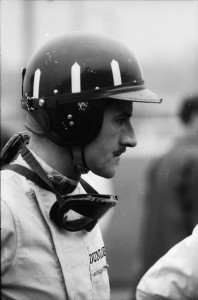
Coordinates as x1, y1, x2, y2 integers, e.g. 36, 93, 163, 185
21, 32, 161, 147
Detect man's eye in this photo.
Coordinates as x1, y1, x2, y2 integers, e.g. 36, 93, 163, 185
116, 119, 125, 126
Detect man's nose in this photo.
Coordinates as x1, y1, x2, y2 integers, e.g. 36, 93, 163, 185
120, 127, 137, 148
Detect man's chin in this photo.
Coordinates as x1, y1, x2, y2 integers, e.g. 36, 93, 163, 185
93, 168, 116, 179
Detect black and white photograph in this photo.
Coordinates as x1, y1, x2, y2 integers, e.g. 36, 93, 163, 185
1, 1, 198, 299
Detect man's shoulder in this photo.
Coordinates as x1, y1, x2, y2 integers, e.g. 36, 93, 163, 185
1, 161, 31, 204
1, 167, 22, 188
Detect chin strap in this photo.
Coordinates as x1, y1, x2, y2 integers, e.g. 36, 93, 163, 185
71, 146, 89, 174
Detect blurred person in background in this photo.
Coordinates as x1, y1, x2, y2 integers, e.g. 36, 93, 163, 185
1, 33, 161, 300
135, 94, 198, 299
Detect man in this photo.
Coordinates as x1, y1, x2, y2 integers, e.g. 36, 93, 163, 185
136, 95, 198, 300
1, 32, 161, 300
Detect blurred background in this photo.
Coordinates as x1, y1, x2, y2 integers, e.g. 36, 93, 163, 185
1, 1, 198, 299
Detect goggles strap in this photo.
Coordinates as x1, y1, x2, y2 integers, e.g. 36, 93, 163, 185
21, 145, 63, 203
20, 145, 94, 200
1, 144, 118, 232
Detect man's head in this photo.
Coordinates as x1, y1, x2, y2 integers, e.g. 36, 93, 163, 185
179, 95, 198, 125
22, 32, 161, 177
178, 94, 198, 138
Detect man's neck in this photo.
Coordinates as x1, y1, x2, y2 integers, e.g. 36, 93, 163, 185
28, 134, 81, 181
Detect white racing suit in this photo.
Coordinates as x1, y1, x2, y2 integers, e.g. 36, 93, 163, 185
136, 225, 198, 300
1, 155, 110, 300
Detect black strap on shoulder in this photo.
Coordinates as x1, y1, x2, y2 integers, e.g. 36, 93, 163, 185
1, 162, 52, 192
21, 145, 57, 192
1, 163, 36, 181
1, 145, 98, 195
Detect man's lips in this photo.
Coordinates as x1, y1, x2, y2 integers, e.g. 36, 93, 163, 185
113, 148, 126, 156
